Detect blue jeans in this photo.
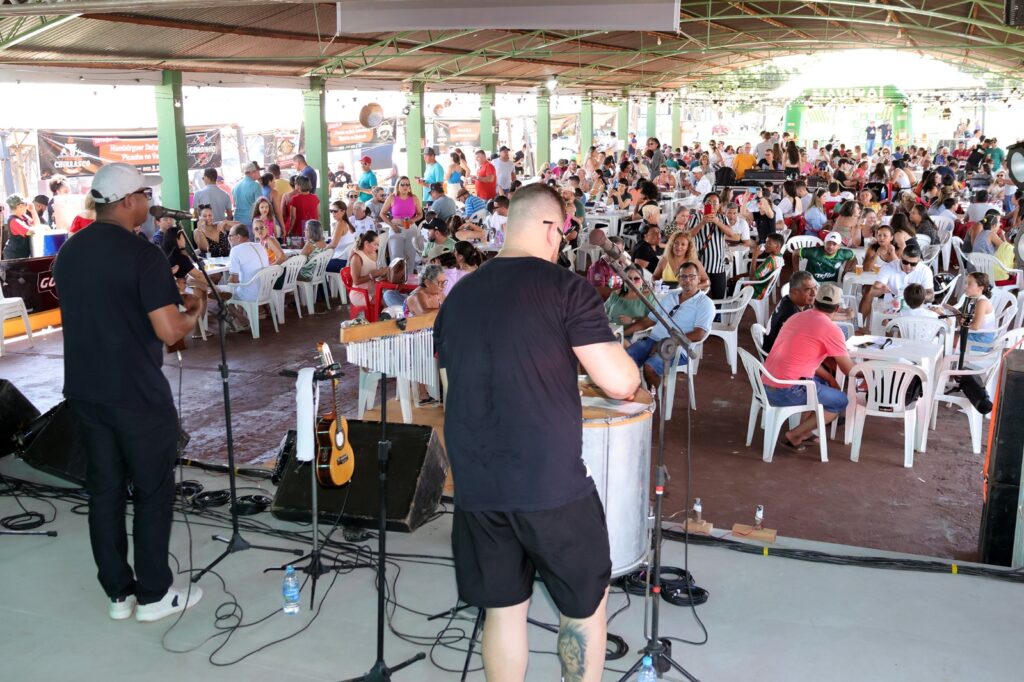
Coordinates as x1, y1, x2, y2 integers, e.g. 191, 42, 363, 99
866, 138, 875, 156
764, 376, 848, 414
382, 289, 408, 308
627, 336, 688, 378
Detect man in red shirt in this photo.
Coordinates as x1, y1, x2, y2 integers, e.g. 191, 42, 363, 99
472, 149, 497, 200
287, 175, 319, 238
762, 283, 854, 451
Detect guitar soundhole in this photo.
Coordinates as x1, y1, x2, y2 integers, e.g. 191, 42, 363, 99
335, 432, 345, 449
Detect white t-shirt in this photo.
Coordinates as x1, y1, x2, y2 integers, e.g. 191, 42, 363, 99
875, 260, 934, 303
229, 241, 270, 302
350, 214, 376, 236
693, 175, 713, 197
966, 202, 999, 223
332, 230, 356, 260
493, 159, 516, 190
899, 307, 939, 319
484, 213, 508, 234
728, 217, 751, 242
774, 196, 801, 223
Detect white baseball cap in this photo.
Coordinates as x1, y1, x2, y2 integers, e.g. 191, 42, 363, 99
89, 163, 162, 204
824, 231, 844, 245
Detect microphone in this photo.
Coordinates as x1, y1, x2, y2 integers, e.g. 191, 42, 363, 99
149, 205, 194, 221
587, 229, 624, 260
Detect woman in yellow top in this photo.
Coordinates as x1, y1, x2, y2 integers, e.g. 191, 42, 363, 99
653, 231, 709, 290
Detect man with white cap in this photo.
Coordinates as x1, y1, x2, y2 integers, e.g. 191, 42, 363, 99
792, 231, 855, 284
233, 161, 262, 227
54, 163, 203, 623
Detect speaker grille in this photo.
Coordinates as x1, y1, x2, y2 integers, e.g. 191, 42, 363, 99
1007, 0, 1024, 26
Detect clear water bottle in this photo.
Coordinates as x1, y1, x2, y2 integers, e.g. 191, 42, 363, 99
637, 655, 657, 681
282, 565, 301, 615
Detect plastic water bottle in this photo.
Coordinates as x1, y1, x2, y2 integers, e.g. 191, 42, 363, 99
282, 565, 301, 615
637, 655, 657, 682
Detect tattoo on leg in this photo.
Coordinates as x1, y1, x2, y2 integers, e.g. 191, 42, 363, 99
558, 620, 587, 682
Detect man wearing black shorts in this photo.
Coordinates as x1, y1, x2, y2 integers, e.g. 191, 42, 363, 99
55, 163, 204, 623
434, 183, 640, 681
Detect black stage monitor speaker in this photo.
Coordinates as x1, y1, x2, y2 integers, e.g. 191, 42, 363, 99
1006, 0, 1024, 27
271, 420, 447, 532
18, 401, 88, 486
0, 380, 39, 457
979, 350, 1024, 565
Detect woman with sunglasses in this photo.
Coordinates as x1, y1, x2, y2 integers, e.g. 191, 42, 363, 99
381, 175, 423, 269
250, 196, 283, 239
252, 218, 285, 265
654, 165, 676, 192
603, 265, 653, 327
192, 205, 231, 258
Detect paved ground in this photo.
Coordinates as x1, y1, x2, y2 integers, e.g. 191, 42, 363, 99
0, 296, 986, 560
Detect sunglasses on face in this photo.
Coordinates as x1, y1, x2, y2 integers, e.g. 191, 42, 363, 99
901, 259, 920, 267
330, 209, 340, 213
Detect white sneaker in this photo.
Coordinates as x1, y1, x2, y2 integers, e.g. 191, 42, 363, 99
109, 595, 137, 621
135, 586, 203, 623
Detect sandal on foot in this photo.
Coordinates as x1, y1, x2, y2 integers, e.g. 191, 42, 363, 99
781, 436, 807, 452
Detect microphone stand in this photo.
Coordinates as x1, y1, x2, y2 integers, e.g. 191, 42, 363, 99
596, 246, 701, 682
178, 222, 301, 583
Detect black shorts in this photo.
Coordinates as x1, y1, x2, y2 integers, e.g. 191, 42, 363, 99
451, 490, 611, 619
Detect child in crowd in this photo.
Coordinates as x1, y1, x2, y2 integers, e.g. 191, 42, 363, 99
898, 283, 939, 318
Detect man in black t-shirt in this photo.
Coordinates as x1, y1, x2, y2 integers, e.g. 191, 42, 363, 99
763, 270, 817, 353
54, 163, 203, 624
435, 183, 639, 682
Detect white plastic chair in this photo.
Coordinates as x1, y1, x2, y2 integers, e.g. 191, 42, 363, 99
934, 226, 953, 272
662, 337, 705, 417
783, 235, 822, 272
750, 323, 768, 362
272, 255, 306, 323
929, 347, 1002, 454
1016, 291, 1024, 330
296, 251, 333, 315
223, 265, 283, 339
884, 317, 950, 354
934, 274, 961, 307
737, 348, 828, 464
326, 244, 354, 306
967, 253, 1023, 292
950, 236, 968, 273
735, 268, 782, 327
0, 280, 33, 357
915, 233, 932, 249
847, 361, 929, 468
991, 288, 1018, 335
922, 244, 942, 272
707, 287, 754, 375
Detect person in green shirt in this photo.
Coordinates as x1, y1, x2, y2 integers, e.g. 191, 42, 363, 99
743, 232, 785, 299
794, 232, 855, 283
605, 265, 655, 327
984, 138, 1004, 172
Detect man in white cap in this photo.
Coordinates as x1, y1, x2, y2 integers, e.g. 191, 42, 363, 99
792, 231, 855, 284
232, 161, 262, 227
53, 162, 203, 623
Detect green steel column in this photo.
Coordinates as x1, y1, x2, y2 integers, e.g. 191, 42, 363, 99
537, 89, 551, 169
784, 101, 804, 141
154, 70, 188, 211
616, 96, 628, 151
671, 98, 682, 150
646, 94, 657, 140
580, 92, 594, 161
406, 82, 425, 181
302, 76, 329, 227
479, 85, 496, 153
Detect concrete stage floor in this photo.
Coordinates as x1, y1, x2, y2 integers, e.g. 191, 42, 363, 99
0, 299, 987, 561
0, 459, 1021, 682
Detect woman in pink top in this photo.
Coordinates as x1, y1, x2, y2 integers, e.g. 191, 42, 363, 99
381, 176, 423, 269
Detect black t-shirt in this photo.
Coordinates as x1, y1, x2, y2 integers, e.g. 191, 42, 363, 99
763, 296, 802, 353
834, 170, 848, 184
54, 222, 182, 408
631, 242, 661, 274
434, 257, 616, 512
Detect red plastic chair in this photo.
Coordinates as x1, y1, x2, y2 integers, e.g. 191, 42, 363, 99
340, 267, 371, 320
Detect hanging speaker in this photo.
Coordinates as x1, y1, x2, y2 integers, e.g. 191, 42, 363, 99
359, 103, 384, 129
1005, 0, 1024, 26
1005, 141, 1024, 190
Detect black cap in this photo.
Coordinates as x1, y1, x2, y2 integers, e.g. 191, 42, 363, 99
499, 145, 510, 152
424, 147, 436, 156
429, 182, 444, 193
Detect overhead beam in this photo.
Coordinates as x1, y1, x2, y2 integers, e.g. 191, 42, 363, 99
0, 0, 305, 15
0, 14, 79, 51
307, 29, 477, 78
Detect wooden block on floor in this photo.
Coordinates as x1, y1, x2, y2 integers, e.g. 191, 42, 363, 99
681, 519, 714, 535
731, 523, 777, 543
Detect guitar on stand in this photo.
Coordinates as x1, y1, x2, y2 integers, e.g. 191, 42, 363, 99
316, 342, 355, 488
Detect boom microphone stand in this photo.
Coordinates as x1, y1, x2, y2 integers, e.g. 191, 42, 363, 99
175, 222, 300, 583
342, 373, 424, 681
589, 234, 701, 682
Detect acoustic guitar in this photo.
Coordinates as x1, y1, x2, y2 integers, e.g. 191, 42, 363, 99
315, 342, 355, 487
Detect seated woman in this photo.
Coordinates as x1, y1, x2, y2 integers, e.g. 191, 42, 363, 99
908, 204, 939, 245
326, 200, 356, 273
654, 165, 676, 191
604, 265, 654, 328
862, 224, 898, 272
405, 264, 446, 318
193, 206, 231, 257
445, 240, 483, 295
943, 272, 997, 352
162, 225, 208, 329
296, 220, 330, 284
653, 231, 709, 290
252, 218, 286, 265
803, 189, 829, 236
347, 232, 389, 314
831, 201, 863, 246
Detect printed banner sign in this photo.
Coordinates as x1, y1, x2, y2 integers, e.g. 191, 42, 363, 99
327, 119, 397, 151
37, 129, 221, 178
431, 120, 481, 151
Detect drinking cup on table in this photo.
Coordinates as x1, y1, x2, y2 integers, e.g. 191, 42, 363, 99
855, 263, 863, 275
